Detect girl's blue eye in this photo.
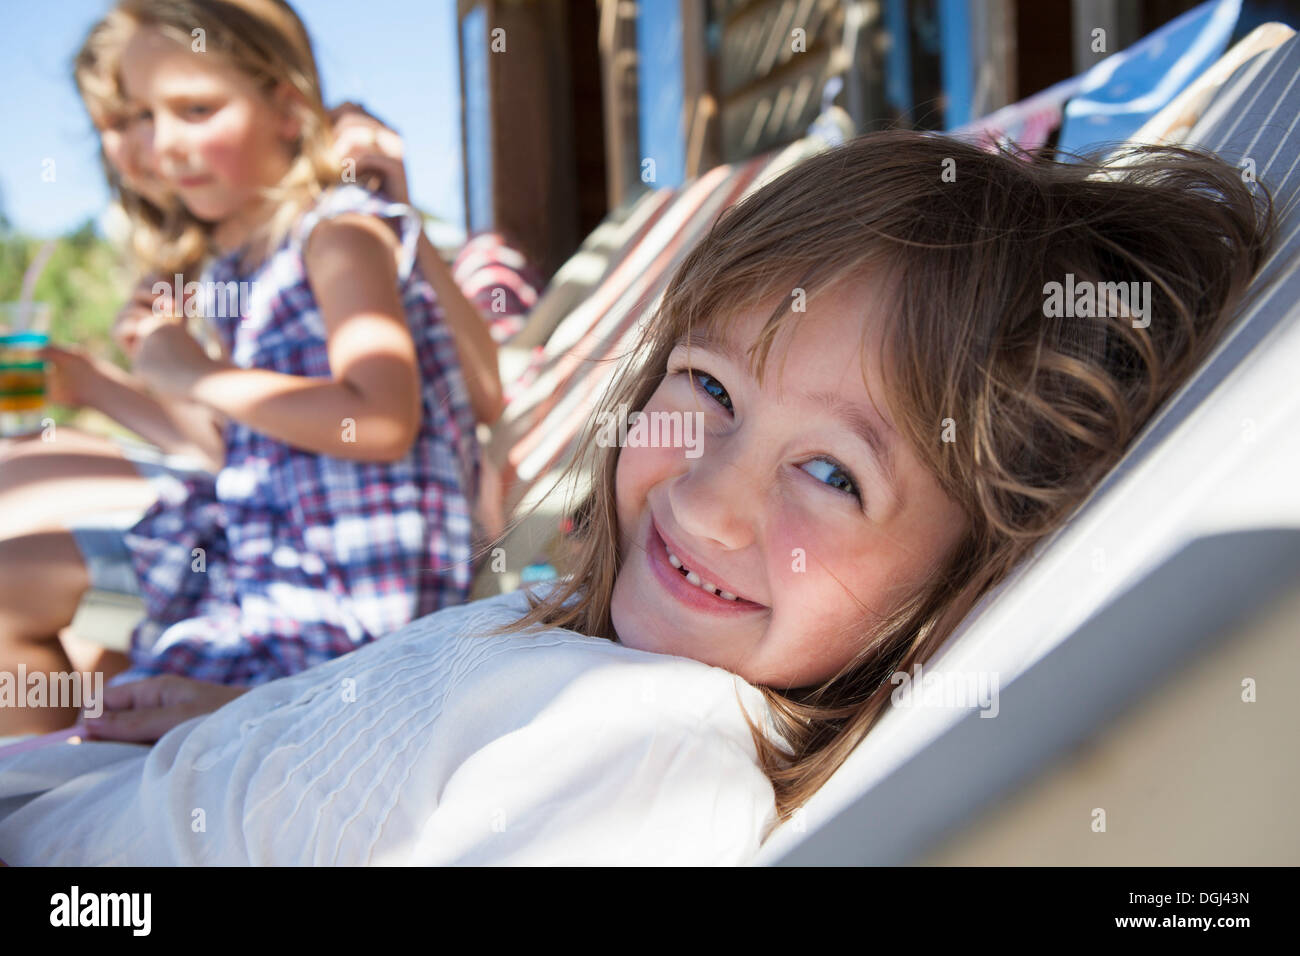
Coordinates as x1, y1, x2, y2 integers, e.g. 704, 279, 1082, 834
692, 371, 733, 412
184, 104, 214, 119
801, 458, 862, 502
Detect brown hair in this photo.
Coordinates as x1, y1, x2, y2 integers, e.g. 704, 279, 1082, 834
75, 0, 340, 276
73, 11, 204, 277
503, 130, 1274, 828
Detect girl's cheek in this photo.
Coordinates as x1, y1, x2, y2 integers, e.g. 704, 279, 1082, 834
198, 106, 264, 185
770, 511, 818, 596
199, 134, 250, 184
612, 380, 712, 520
614, 439, 678, 509
769, 505, 875, 609
613, 447, 639, 531
100, 131, 126, 175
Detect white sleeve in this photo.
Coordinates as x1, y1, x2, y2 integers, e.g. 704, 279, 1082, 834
405, 707, 779, 866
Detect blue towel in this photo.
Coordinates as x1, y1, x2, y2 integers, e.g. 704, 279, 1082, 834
1057, 0, 1242, 157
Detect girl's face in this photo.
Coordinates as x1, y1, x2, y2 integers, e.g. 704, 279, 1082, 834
610, 278, 970, 689
94, 107, 171, 208
118, 26, 296, 232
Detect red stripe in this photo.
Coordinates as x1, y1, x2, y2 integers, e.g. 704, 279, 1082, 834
501, 154, 774, 500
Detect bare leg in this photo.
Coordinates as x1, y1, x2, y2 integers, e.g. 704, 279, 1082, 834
0, 429, 157, 541
0, 427, 124, 457
59, 628, 131, 687
0, 531, 96, 735
0, 433, 155, 716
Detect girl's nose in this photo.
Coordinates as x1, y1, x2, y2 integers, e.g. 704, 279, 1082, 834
125, 122, 155, 179
148, 112, 185, 172
666, 436, 758, 554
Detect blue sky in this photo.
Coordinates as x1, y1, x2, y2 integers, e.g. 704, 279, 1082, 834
0, 0, 466, 240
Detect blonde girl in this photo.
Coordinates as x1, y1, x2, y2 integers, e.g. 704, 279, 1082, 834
0, 14, 227, 547
0, 128, 1269, 863
0, 0, 489, 734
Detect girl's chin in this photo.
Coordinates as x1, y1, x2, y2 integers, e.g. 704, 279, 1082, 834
174, 191, 237, 223
182, 204, 231, 224
611, 585, 718, 661
609, 582, 664, 653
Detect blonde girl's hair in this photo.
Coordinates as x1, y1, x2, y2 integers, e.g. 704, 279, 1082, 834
503, 130, 1274, 829
92, 0, 340, 276
73, 11, 208, 278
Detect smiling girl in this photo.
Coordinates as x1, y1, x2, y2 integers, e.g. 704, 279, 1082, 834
500, 130, 1274, 818
0, 0, 483, 735
0, 124, 1272, 861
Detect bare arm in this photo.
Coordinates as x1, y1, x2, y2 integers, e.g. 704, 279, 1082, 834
132, 214, 423, 464
42, 344, 225, 471
415, 234, 505, 424
329, 102, 504, 425
79, 356, 224, 469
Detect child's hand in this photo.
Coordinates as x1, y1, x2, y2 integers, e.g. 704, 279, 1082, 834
39, 344, 106, 408
114, 277, 172, 359
329, 101, 411, 204
133, 314, 222, 398
83, 675, 250, 744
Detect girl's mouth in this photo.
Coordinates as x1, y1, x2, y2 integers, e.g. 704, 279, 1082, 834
646, 518, 767, 615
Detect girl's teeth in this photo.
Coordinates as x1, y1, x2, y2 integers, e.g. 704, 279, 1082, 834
666, 546, 742, 602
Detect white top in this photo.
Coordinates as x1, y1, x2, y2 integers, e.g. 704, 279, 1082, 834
0, 587, 786, 865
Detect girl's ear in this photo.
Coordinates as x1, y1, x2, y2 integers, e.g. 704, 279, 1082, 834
271, 82, 307, 142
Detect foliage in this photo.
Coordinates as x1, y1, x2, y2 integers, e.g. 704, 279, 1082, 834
0, 206, 134, 425
0, 218, 132, 360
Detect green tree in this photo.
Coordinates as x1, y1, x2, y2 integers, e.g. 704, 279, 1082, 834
1, 205, 134, 428
0, 216, 131, 364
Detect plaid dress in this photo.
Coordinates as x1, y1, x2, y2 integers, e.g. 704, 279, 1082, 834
116, 186, 479, 686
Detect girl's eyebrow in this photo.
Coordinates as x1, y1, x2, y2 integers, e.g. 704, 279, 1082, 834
160, 88, 224, 101
676, 329, 750, 368
142, 74, 228, 99
804, 390, 903, 505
